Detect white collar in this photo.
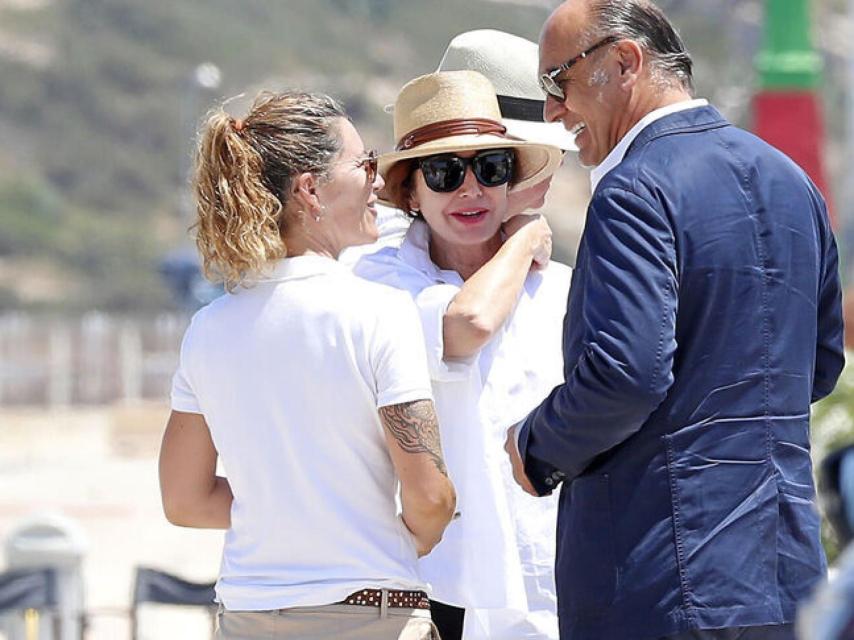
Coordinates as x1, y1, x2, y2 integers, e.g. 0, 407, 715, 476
398, 220, 465, 286
244, 254, 346, 285
589, 98, 708, 193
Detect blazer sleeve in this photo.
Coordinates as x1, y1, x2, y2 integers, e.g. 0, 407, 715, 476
518, 187, 678, 494
812, 193, 845, 403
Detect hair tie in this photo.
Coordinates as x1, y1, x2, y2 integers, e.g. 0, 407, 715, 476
233, 118, 245, 133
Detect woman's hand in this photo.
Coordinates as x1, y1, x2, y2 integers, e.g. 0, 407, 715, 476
503, 213, 552, 270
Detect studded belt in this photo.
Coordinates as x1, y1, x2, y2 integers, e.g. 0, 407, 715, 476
340, 588, 430, 610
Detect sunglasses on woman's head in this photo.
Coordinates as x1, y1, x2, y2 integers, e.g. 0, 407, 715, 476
418, 149, 515, 193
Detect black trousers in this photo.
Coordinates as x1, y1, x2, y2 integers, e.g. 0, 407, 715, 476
429, 599, 464, 640
662, 624, 796, 640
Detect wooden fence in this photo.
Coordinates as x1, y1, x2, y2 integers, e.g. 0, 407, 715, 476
0, 313, 189, 407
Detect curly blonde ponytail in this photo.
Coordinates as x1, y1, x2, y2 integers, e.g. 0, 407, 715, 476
192, 91, 346, 291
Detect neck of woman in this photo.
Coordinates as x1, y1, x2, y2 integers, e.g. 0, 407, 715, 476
429, 231, 503, 281
282, 230, 339, 260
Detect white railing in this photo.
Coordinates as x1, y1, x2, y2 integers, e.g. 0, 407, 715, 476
0, 312, 189, 407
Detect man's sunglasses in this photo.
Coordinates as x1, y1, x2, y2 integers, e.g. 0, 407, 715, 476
539, 36, 619, 101
418, 149, 515, 193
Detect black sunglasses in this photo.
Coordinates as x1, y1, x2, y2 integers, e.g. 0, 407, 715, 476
418, 149, 515, 193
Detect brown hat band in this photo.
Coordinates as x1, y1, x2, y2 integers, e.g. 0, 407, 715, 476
395, 118, 507, 151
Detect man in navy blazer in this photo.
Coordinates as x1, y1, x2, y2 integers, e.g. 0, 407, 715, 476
504, 1, 845, 639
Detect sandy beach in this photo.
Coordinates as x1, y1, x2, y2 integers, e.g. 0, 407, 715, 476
0, 403, 223, 639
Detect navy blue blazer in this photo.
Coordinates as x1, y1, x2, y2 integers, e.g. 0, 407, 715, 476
518, 105, 844, 639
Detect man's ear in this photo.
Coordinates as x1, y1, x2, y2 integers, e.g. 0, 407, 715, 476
614, 39, 643, 89
292, 172, 321, 212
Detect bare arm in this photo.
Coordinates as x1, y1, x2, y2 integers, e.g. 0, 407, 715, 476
443, 214, 552, 359
159, 410, 233, 529
379, 399, 456, 556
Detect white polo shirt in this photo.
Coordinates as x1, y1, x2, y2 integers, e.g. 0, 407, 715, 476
354, 221, 569, 640
171, 255, 434, 611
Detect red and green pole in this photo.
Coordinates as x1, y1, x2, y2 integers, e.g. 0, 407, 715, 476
753, 0, 834, 225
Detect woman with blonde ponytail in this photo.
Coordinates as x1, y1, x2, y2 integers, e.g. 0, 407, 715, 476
159, 91, 455, 640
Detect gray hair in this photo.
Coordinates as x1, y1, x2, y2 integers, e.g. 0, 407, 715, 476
586, 0, 694, 94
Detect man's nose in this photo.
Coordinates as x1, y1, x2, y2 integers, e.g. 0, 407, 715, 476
543, 95, 566, 124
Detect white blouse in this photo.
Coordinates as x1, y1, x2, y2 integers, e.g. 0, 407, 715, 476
354, 220, 571, 640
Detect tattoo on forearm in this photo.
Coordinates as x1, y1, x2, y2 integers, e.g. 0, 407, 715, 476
380, 400, 448, 476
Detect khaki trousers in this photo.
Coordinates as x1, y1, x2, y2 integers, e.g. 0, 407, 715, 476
215, 602, 440, 640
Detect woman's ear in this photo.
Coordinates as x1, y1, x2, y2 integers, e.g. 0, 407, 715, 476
292, 172, 321, 213
407, 190, 420, 214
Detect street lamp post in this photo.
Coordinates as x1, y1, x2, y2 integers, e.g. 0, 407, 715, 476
179, 63, 221, 221
163, 63, 224, 310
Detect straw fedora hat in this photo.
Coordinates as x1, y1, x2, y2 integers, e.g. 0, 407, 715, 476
379, 70, 562, 198
437, 29, 577, 152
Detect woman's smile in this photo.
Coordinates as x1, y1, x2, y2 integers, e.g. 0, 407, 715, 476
447, 207, 489, 226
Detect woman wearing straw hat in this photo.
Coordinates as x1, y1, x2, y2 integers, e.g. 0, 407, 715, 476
354, 70, 567, 640
340, 29, 577, 267
159, 90, 456, 640
436, 29, 578, 226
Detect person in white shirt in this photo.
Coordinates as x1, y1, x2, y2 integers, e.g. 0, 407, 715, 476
158, 90, 456, 640
354, 70, 568, 640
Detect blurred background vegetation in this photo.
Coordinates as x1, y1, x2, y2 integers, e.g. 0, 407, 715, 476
0, 0, 558, 310
0, 0, 850, 311
813, 366, 854, 561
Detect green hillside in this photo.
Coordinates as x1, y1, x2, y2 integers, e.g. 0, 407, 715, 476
0, 0, 848, 310
0, 0, 550, 310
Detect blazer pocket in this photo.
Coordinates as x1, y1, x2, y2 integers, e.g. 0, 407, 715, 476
665, 424, 777, 613
559, 474, 617, 616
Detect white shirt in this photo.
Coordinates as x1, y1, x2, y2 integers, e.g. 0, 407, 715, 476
354, 221, 570, 640
590, 98, 709, 193
171, 255, 433, 611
